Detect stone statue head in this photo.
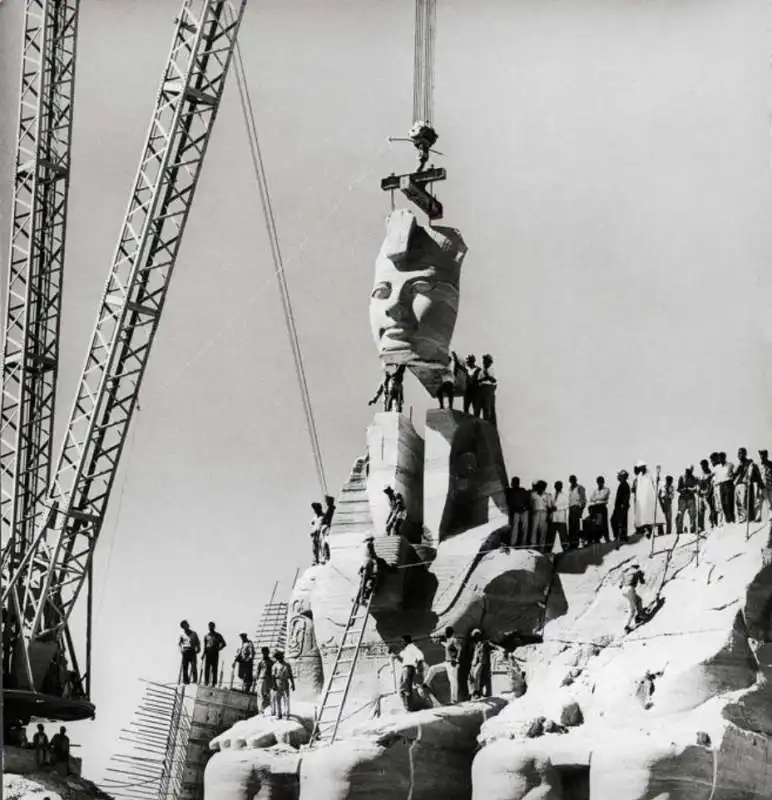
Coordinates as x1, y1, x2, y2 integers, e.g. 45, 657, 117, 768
370, 209, 467, 371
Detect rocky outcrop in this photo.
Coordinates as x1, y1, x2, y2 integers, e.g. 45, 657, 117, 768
299, 700, 506, 800
3, 767, 111, 800
472, 523, 772, 800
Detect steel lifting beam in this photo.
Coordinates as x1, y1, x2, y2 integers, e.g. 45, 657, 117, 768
2, 0, 248, 673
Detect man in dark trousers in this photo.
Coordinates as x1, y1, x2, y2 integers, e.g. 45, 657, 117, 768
507, 477, 530, 546
33, 723, 49, 768
734, 447, 763, 524
477, 354, 497, 425
567, 475, 586, 549
49, 726, 71, 776
368, 364, 406, 413
611, 470, 631, 542
203, 621, 226, 687
698, 459, 716, 532
178, 620, 201, 685
463, 355, 480, 416
233, 633, 255, 693
676, 467, 698, 534
255, 647, 274, 712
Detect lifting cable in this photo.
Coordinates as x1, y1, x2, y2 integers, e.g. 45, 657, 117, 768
230, 34, 328, 496
413, 0, 436, 124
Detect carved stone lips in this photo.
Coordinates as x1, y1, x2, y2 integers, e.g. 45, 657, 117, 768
380, 326, 413, 341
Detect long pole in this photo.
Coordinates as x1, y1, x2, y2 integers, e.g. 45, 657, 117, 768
650, 465, 661, 558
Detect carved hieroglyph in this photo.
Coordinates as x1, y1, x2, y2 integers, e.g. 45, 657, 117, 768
370, 208, 467, 396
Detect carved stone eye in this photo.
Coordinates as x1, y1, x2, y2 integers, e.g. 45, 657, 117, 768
371, 283, 391, 300
410, 280, 432, 295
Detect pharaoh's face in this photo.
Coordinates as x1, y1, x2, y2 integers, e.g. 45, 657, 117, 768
370, 210, 465, 367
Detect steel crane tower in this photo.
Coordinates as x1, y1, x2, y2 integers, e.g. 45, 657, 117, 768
2, 0, 248, 726
1, 0, 80, 701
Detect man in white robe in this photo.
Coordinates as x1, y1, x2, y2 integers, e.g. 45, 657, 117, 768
632, 461, 658, 537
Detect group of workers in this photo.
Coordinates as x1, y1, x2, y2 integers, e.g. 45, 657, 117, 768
369, 352, 498, 426
18, 723, 72, 774
507, 447, 772, 554
177, 622, 295, 717
655, 449, 772, 538
392, 627, 497, 711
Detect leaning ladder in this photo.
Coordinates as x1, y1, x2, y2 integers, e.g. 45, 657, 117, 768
311, 592, 374, 745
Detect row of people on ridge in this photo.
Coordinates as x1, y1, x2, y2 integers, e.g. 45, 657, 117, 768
368, 352, 498, 425
506, 448, 772, 554
177, 621, 296, 718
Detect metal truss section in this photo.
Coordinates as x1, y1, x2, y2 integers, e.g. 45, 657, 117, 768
3, 0, 248, 656
1, 0, 79, 575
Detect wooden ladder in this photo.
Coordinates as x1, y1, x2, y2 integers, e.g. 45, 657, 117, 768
311, 592, 373, 745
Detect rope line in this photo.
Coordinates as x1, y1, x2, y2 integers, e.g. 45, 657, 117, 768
231, 34, 327, 496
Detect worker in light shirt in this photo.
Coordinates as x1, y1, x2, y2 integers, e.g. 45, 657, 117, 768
393, 634, 425, 712
588, 476, 611, 543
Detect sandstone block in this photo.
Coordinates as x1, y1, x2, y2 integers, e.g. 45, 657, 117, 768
423, 410, 509, 547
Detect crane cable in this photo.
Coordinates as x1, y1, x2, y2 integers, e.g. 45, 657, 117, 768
413, 0, 436, 124
230, 35, 328, 496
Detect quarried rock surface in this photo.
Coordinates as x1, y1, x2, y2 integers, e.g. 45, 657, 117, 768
472, 523, 772, 800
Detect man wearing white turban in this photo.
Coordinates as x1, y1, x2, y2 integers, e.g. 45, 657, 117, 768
632, 461, 658, 536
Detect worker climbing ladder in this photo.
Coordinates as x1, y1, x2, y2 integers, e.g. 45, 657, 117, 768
311, 593, 374, 745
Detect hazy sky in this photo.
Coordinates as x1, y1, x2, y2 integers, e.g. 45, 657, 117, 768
2, 0, 772, 782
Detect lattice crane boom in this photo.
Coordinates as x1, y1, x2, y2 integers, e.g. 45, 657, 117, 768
1, 0, 79, 590
2, 0, 248, 693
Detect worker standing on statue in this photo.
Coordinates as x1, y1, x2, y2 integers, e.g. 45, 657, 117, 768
436, 351, 464, 410
659, 475, 675, 536
270, 650, 295, 719
468, 629, 492, 699
439, 626, 461, 704
178, 620, 201, 685
477, 354, 497, 426
463, 355, 480, 416
507, 477, 530, 547
676, 468, 698, 534
588, 476, 611, 544
310, 502, 325, 565
734, 447, 763, 524
233, 633, 255, 694
698, 459, 716, 532
33, 723, 49, 768
369, 363, 406, 413
393, 634, 425, 712
202, 622, 226, 687
49, 726, 71, 776
567, 476, 587, 549
255, 647, 274, 713
386, 493, 407, 536
551, 480, 570, 551
632, 462, 658, 538
611, 470, 631, 542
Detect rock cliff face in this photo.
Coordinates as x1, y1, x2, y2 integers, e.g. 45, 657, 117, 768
474, 522, 772, 800
204, 408, 772, 800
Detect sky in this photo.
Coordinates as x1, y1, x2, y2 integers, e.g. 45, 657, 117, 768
2, 0, 772, 783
